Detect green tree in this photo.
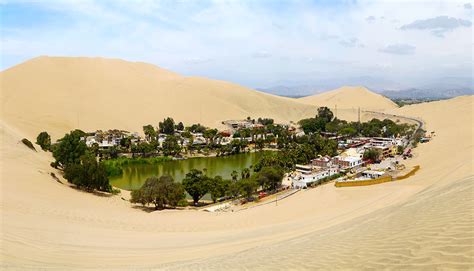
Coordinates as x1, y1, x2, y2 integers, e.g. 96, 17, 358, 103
253, 166, 284, 191
255, 137, 265, 150
143, 125, 157, 142
203, 128, 218, 145
238, 178, 258, 200
363, 148, 381, 162
52, 129, 87, 168
137, 142, 155, 157
231, 170, 239, 182
182, 169, 209, 205
317, 106, 334, 123
130, 175, 185, 210
159, 117, 175, 135
176, 122, 185, 131
298, 118, 326, 134
241, 167, 251, 179
339, 127, 358, 137
208, 176, 230, 203
36, 131, 51, 151
63, 152, 111, 192
188, 123, 206, 133
162, 135, 181, 156
120, 137, 132, 150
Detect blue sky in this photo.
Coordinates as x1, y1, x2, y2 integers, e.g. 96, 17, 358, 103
1, 0, 472, 90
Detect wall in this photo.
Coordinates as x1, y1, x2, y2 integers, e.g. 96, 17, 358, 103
335, 175, 393, 187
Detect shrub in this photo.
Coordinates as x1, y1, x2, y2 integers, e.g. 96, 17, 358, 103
182, 169, 209, 205
111, 188, 121, 195
177, 198, 189, 207
36, 131, 51, 151
63, 153, 111, 192
208, 176, 231, 203
238, 177, 258, 200
21, 138, 36, 151
253, 166, 284, 192
130, 176, 185, 210
53, 130, 87, 168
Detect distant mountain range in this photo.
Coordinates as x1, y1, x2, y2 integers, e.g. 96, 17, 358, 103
378, 88, 473, 100
258, 76, 473, 100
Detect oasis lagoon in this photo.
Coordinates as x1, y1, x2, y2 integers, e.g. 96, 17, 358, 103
110, 151, 270, 191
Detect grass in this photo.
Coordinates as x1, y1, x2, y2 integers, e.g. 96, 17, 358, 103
102, 156, 173, 177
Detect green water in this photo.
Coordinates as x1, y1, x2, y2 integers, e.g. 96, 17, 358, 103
110, 151, 269, 191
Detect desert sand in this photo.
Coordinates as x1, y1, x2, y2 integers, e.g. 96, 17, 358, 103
1, 56, 318, 139
1, 57, 473, 270
299, 86, 399, 122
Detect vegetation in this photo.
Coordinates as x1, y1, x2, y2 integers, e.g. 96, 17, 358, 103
412, 128, 426, 147
254, 134, 337, 172
253, 166, 284, 192
257, 118, 274, 125
102, 156, 173, 177
182, 169, 209, 205
299, 106, 413, 138
21, 138, 36, 151
159, 117, 175, 135
298, 106, 334, 134
63, 152, 111, 192
363, 148, 381, 162
208, 176, 231, 203
176, 122, 185, 131
51, 129, 87, 168
310, 173, 343, 187
142, 124, 157, 142
130, 176, 185, 210
238, 177, 258, 200
36, 131, 51, 151
162, 135, 181, 156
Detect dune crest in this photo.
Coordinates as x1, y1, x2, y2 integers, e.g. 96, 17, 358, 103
0, 56, 316, 138
299, 86, 398, 111
1, 56, 473, 269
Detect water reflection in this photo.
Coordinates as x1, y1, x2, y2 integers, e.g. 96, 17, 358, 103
110, 151, 268, 191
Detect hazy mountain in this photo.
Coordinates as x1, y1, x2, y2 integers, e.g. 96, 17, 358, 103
378, 88, 473, 100
259, 76, 472, 99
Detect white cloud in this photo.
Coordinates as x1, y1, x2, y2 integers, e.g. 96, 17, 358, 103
1, 0, 472, 88
401, 16, 472, 37
379, 44, 416, 55
252, 50, 272, 58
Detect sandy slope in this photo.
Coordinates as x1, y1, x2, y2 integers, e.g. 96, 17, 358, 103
299, 86, 398, 121
1, 56, 317, 139
1, 92, 472, 270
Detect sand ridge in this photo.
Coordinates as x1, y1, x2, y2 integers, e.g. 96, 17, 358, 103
0, 56, 315, 139
0, 57, 473, 269
299, 86, 399, 112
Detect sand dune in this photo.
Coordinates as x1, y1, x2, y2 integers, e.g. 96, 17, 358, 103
1, 56, 317, 139
0, 56, 473, 269
299, 86, 398, 115
1, 91, 472, 269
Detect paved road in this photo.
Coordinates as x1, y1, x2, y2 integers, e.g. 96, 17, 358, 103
364, 110, 425, 146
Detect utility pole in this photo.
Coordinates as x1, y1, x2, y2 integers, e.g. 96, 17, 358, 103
335, 104, 337, 119
358, 107, 361, 123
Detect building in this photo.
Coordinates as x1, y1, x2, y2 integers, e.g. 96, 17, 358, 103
368, 137, 397, 157
292, 166, 340, 189
361, 170, 385, 179
311, 156, 332, 168
82, 129, 131, 149
334, 156, 363, 169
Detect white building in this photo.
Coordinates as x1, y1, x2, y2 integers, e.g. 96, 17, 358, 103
292, 166, 340, 189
